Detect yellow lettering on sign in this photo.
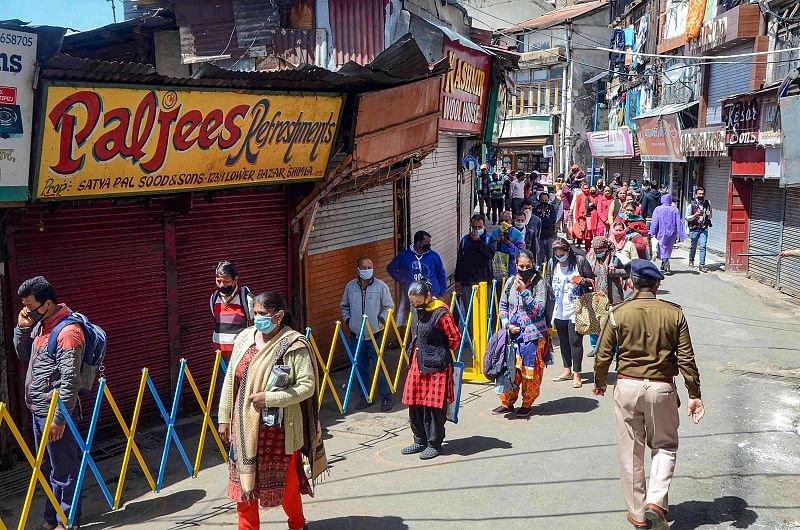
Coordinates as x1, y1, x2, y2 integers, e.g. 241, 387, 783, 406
444, 50, 486, 104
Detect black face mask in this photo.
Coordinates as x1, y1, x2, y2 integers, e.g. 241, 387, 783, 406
421, 243, 432, 252
518, 268, 537, 282
219, 284, 236, 295
27, 303, 46, 324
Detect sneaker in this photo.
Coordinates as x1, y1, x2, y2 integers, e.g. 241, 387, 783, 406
491, 405, 515, 415
699, 266, 708, 273
380, 397, 393, 412
516, 407, 532, 418
355, 399, 371, 410
587, 349, 596, 358
689, 260, 695, 268
401, 443, 425, 455
419, 447, 441, 460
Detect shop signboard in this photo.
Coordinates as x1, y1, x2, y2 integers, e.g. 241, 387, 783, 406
635, 114, 686, 162
0, 28, 37, 202
34, 83, 344, 199
440, 38, 491, 134
586, 127, 634, 157
723, 96, 760, 146
680, 127, 726, 156
780, 95, 800, 186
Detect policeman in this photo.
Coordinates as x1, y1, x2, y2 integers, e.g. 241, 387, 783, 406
593, 259, 705, 530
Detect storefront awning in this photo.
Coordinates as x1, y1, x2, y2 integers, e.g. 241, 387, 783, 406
497, 137, 549, 148
634, 100, 698, 119
584, 71, 609, 85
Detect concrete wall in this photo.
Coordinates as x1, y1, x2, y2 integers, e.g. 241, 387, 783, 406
460, 0, 552, 30
404, 0, 471, 37
153, 31, 190, 77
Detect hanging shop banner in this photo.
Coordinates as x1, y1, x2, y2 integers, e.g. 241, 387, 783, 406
780, 95, 800, 186
34, 83, 344, 200
635, 114, 686, 162
0, 28, 37, 202
586, 127, 634, 157
440, 38, 491, 134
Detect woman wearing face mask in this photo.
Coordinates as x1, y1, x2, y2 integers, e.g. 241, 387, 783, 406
401, 279, 462, 460
492, 250, 551, 418
212, 260, 255, 362
546, 239, 594, 388
584, 237, 629, 356
593, 186, 614, 237
218, 292, 327, 530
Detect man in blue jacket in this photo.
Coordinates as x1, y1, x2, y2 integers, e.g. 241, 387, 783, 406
387, 230, 448, 326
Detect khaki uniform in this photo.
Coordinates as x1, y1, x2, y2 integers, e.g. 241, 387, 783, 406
594, 291, 701, 521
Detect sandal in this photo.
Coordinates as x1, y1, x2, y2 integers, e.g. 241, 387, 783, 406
552, 374, 573, 382
573, 380, 583, 388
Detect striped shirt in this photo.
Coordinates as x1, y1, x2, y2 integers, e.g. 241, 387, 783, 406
211, 287, 254, 358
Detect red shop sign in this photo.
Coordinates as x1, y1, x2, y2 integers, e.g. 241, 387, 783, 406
440, 39, 491, 134
723, 97, 760, 146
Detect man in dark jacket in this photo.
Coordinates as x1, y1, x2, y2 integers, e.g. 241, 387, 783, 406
454, 214, 496, 312
640, 179, 662, 221
14, 276, 84, 530
387, 230, 447, 326
531, 193, 559, 265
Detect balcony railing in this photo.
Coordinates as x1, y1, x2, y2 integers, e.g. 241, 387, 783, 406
509, 81, 562, 116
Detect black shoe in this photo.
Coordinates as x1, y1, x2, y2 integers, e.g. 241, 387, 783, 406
401, 443, 425, 455
689, 260, 695, 268
699, 266, 709, 273
419, 447, 441, 460
491, 405, 514, 415
355, 399, 371, 410
380, 397, 393, 412
516, 407, 532, 418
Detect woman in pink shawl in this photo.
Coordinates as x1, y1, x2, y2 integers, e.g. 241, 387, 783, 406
592, 186, 614, 237
649, 194, 686, 274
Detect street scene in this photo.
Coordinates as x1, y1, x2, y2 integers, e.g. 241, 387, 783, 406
1, 0, 800, 529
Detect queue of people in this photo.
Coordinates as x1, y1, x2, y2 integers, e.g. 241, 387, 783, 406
10, 162, 708, 530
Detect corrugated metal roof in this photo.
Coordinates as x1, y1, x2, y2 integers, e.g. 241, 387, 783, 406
41, 34, 448, 93
509, 0, 607, 31
634, 100, 698, 119
273, 28, 319, 66
329, 0, 387, 66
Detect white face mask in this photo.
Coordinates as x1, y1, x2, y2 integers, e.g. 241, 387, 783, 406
524, 210, 532, 223
358, 268, 374, 280
515, 222, 526, 231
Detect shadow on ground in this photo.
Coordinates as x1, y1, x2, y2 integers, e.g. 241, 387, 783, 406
533, 396, 599, 415
443, 435, 512, 456
310, 515, 408, 529
80, 489, 207, 529
669, 496, 758, 530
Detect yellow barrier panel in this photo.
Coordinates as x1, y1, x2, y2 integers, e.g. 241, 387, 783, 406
17, 392, 69, 530
308, 323, 344, 413
105, 370, 156, 508
183, 352, 229, 477
0, 399, 68, 530
363, 309, 412, 402
463, 282, 489, 382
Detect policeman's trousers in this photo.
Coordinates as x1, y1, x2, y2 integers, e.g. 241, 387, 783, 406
613, 378, 679, 521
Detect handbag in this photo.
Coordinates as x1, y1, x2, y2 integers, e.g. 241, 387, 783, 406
446, 361, 465, 424
574, 291, 610, 335
571, 216, 587, 239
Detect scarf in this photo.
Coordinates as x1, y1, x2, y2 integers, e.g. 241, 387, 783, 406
610, 227, 628, 250
232, 327, 327, 497
620, 210, 645, 224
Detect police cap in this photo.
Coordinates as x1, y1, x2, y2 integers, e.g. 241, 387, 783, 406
630, 259, 665, 280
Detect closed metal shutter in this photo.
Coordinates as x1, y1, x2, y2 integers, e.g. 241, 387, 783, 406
305, 184, 396, 365
748, 179, 784, 286
459, 166, 474, 241
703, 156, 730, 253
604, 157, 644, 182
779, 187, 800, 298
706, 42, 754, 125
410, 136, 459, 279
9, 202, 171, 426
174, 189, 289, 395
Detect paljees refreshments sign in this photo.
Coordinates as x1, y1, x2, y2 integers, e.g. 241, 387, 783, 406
440, 39, 491, 134
35, 84, 344, 199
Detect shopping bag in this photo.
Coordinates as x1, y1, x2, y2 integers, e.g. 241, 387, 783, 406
446, 361, 465, 424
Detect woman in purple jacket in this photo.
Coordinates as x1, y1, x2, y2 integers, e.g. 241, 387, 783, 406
649, 194, 686, 274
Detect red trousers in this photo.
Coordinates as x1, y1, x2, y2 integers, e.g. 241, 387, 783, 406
236, 451, 306, 530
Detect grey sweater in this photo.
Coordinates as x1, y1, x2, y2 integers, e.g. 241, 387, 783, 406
340, 277, 395, 334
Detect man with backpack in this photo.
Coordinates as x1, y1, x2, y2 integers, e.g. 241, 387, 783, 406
454, 214, 497, 312
14, 276, 98, 530
211, 260, 254, 361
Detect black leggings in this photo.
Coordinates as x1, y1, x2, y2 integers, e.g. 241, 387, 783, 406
554, 318, 584, 373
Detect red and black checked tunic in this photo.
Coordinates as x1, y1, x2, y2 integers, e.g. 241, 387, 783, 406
402, 306, 462, 408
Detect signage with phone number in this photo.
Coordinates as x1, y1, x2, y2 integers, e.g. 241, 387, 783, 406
35, 83, 344, 200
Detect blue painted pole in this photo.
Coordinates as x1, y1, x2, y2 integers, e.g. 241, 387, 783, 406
485, 279, 497, 341
341, 316, 369, 412
456, 288, 476, 363
152, 360, 193, 492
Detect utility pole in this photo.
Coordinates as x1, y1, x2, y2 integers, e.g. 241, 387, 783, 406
564, 21, 574, 175
108, 0, 117, 23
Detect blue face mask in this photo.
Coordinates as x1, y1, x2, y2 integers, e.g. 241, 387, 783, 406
254, 315, 276, 333
358, 268, 373, 280
477, 228, 485, 237
555, 254, 569, 263
596, 252, 607, 259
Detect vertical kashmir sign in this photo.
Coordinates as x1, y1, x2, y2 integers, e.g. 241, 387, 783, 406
0, 28, 37, 202
440, 38, 491, 134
